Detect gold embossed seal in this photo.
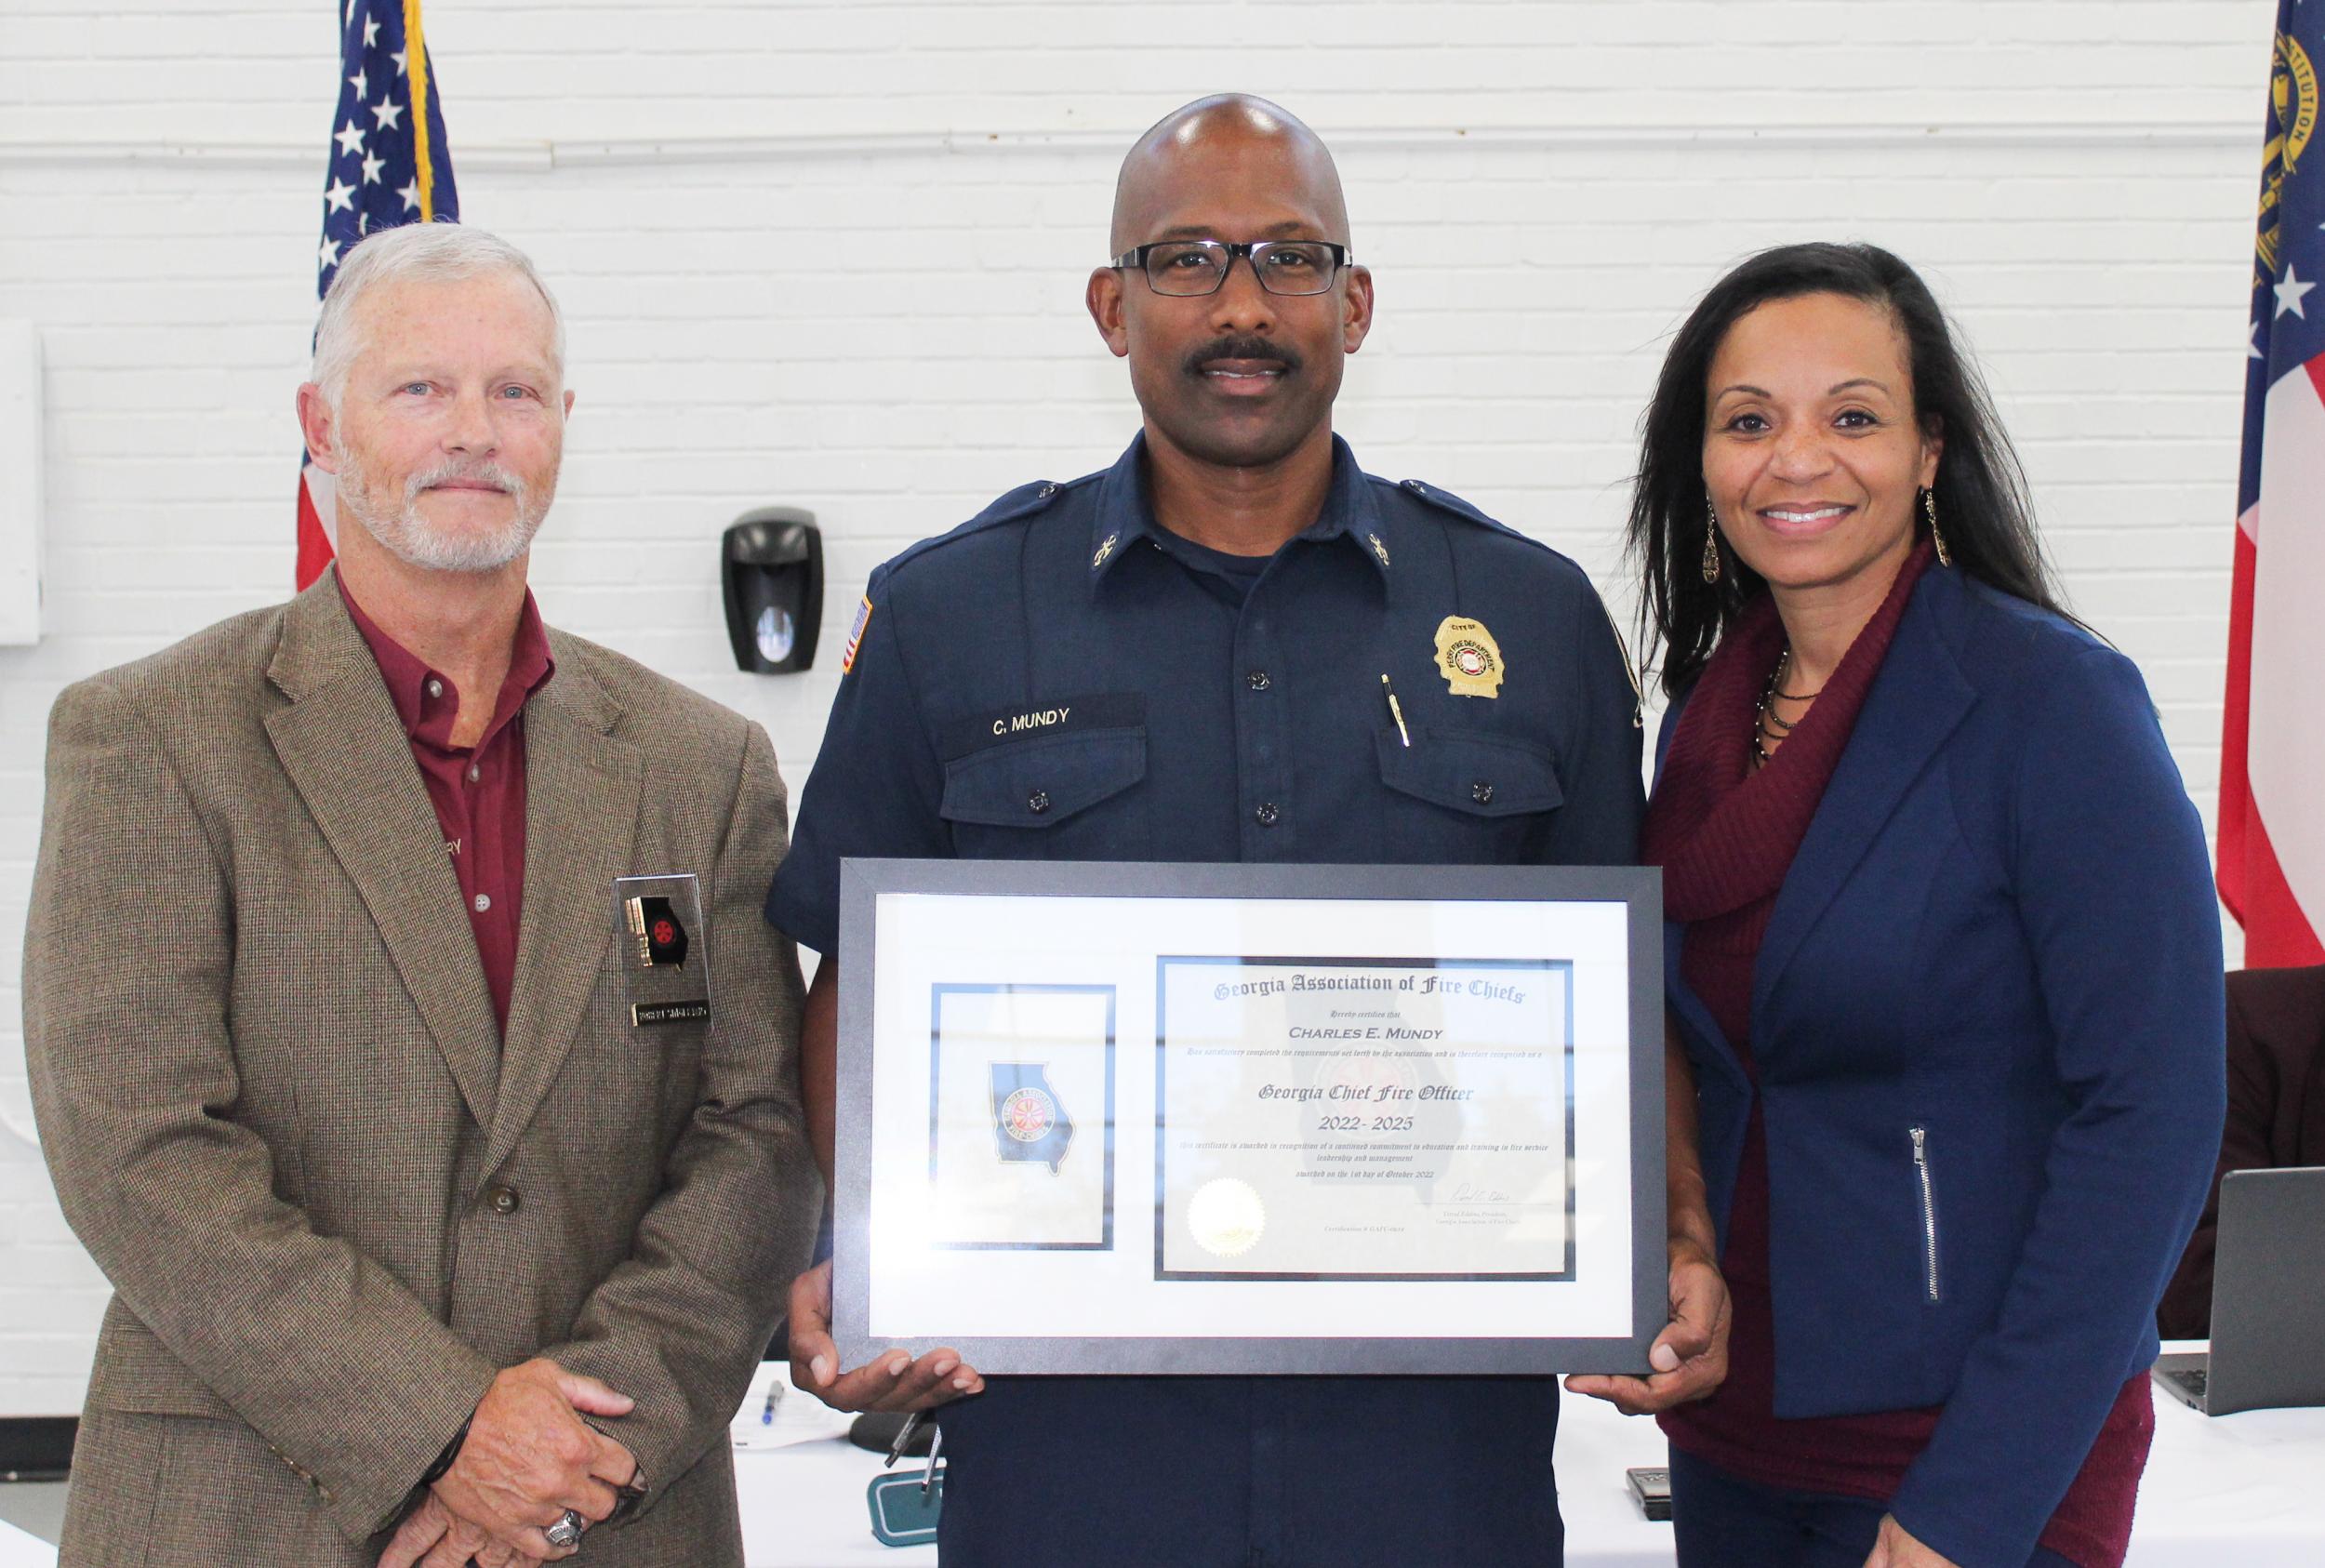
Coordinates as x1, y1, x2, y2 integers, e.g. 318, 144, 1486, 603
1187, 1177, 1267, 1259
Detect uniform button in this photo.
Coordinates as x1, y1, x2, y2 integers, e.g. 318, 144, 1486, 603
426, 678, 445, 698
1037, 482, 1057, 498
486, 1185, 520, 1215
473, 893, 491, 913
1473, 780, 1495, 805
1402, 479, 1426, 495
466, 763, 481, 783
1255, 803, 1281, 828
1246, 671, 1270, 692
1028, 791, 1051, 815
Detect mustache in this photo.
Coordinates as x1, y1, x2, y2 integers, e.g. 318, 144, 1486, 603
405, 456, 528, 503
1182, 335, 1300, 376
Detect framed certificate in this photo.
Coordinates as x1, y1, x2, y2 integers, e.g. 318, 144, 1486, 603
832, 859, 1664, 1376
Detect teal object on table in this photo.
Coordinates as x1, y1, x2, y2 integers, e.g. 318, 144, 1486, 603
867, 1468, 943, 1547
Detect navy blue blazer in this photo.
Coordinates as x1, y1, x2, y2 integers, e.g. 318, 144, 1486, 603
1656, 563, 2225, 1568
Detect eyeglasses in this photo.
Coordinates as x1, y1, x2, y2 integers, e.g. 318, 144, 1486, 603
1110, 239, 1352, 298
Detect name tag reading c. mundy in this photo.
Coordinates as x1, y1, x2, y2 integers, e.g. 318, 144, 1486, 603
615, 873, 712, 1030
831, 860, 1665, 1378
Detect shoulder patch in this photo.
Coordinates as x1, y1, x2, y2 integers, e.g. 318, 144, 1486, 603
840, 593, 873, 674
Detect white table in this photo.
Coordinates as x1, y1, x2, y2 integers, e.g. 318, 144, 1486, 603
730, 1360, 2325, 1565
2132, 1386, 2325, 1563
0, 1519, 55, 1568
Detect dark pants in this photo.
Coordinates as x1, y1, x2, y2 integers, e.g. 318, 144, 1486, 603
1669, 1448, 2080, 1568
937, 1375, 1565, 1567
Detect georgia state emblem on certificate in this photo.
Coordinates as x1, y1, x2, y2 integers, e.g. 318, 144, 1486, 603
990, 1062, 1075, 1173
1002, 1086, 1054, 1141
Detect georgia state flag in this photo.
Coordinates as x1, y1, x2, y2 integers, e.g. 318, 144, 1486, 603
2222, 6, 2325, 965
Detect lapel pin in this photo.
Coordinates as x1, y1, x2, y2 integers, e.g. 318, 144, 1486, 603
626, 895, 690, 968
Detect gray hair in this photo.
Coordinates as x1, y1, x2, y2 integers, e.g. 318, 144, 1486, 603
310, 222, 565, 408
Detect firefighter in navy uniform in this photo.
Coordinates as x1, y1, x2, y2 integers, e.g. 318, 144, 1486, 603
767, 95, 1729, 1566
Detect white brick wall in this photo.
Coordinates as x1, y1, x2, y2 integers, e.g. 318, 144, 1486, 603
0, 0, 2281, 1411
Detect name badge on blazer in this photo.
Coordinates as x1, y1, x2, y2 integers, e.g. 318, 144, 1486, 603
614, 873, 712, 1030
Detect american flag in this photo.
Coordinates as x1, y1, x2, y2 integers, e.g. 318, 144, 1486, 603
2220, 1, 2325, 965
298, 0, 460, 590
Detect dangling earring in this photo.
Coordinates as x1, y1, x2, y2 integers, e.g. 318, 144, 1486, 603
1923, 487, 1952, 567
1701, 495, 1721, 584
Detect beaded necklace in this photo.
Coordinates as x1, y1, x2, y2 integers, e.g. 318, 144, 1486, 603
1749, 646, 1823, 769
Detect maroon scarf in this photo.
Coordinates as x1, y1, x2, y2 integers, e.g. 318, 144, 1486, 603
1642, 539, 1934, 1043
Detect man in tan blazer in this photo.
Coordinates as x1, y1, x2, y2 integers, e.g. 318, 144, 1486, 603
24, 220, 818, 1567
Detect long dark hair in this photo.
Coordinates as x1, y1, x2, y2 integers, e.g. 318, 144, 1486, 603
1628, 242, 2071, 698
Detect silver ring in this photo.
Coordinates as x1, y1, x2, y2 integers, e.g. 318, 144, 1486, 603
544, 1509, 585, 1549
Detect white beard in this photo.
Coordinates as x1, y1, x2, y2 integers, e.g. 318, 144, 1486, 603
334, 443, 551, 574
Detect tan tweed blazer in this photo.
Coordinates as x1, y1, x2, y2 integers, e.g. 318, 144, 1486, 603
24, 570, 820, 1567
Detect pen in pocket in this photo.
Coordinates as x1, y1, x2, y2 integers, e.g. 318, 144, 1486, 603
1381, 673, 1411, 748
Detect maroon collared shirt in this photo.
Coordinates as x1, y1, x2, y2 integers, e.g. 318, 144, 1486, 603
340, 580, 555, 1034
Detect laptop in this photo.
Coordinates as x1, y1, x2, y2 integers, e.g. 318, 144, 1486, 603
2153, 1165, 2325, 1416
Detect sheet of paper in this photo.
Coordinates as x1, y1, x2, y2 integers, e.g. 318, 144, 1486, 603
1155, 957, 1572, 1281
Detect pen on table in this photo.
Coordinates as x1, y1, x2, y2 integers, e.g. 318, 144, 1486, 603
761, 1385, 779, 1424
1381, 673, 1411, 748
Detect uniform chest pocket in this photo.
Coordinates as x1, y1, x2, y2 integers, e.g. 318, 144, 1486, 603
1374, 728, 1563, 859
940, 728, 1150, 858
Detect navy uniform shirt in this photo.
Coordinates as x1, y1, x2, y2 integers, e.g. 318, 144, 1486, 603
769, 433, 1642, 1568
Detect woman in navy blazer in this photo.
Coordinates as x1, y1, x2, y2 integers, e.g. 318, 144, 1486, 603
1626, 245, 2224, 1568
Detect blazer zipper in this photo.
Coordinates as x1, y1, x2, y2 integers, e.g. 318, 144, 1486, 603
1910, 1125, 1942, 1303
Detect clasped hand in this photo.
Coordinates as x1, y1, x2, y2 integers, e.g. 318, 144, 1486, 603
379, 1358, 639, 1567
788, 1258, 987, 1413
